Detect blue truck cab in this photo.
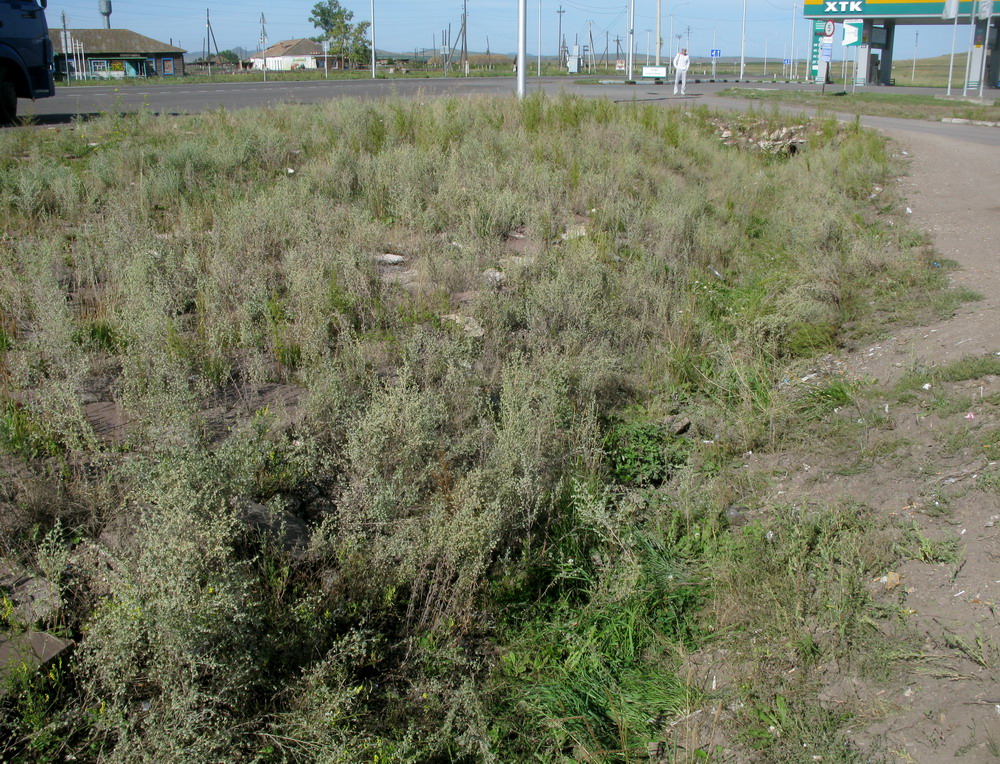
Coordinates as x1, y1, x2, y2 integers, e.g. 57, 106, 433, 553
0, 0, 54, 124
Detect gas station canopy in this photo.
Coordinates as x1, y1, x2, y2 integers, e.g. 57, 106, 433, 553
805, 0, 997, 22
803, 0, 998, 88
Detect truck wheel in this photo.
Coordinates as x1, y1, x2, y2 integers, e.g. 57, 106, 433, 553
0, 71, 17, 125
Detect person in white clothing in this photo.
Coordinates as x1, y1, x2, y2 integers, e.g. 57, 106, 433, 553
673, 48, 690, 95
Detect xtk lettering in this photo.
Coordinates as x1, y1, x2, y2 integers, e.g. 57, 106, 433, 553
825, 1, 863, 11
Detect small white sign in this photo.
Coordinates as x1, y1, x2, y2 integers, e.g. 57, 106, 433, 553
642, 65, 667, 78
615, 59, 626, 71
843, 19, 863, 47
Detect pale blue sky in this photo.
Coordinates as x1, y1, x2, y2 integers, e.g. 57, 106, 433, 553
47, 0, 962, 61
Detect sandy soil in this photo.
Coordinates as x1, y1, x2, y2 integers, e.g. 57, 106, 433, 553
853, 125, 1000, 385
841, 122, 1000, 764
788, 123, 1000, 762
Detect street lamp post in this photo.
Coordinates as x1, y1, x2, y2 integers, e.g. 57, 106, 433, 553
537, 0, 542, 76
370, 0, 376, 78
626, 0, 636, 80
517, 0, 527, 98
739, 0, 747, 80
790, 1, 797, 79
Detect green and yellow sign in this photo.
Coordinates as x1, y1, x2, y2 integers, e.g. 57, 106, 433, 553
805, 0, 997, 16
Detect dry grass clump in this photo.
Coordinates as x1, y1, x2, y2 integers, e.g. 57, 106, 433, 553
0, 94, 957, 761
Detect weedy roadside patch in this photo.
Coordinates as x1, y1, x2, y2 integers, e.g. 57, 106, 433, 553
0, 93, 971, 761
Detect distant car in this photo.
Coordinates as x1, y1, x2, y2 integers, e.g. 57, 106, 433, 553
0, 0, 55, 124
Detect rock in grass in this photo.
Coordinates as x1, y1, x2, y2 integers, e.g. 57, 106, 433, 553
665, 416, 692, 436
0, 564, 61, 623
481, 269, 505, 288
242, 503, 309, 559
0, 632, 73, 698
441, 314, 485, 338
375, 253, 406, 265
724, 505, 750, 527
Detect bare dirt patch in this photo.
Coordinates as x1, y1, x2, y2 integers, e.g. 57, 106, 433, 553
771, 127, 1000, 762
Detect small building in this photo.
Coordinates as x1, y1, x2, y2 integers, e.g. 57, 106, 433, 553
251, 39, 332, 72
49, 29, 185, 80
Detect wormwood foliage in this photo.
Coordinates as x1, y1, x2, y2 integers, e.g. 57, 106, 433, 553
0, 95, 951, 761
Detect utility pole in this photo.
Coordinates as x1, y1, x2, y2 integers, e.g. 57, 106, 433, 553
205, 9, 211, 76
588, 23, 595, 72
462, 0, 468, 76
370, 0, 376, 78
763, 38, 768, 77
557, 5, 565, 66
456, 16, 467, 73
656, 0, 662, 66
206, 9, 221, 69
911, 30, 918, 81
61, 12, 71, 84
517, 0, 527, 98
259, 13, 267, 82
645, 29, 651, 64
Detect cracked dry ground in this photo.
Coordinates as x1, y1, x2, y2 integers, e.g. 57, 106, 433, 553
766, 126, 1000, 760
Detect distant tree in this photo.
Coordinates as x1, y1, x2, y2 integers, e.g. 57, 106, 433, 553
218, 50, 240, 64
309, 0, 354, 41
309, 1, 370, 70
347, 20, 371, 68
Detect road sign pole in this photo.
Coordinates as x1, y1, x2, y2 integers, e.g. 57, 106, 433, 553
979, 2, 993, 98
963, 3, 977, 96
712, 27, 717, 79
947, 7, 960, 95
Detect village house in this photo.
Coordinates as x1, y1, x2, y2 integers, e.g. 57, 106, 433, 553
250, 39, 339, 72
49, 29, 185, 79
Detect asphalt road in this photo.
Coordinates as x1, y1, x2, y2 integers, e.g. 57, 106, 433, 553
14, 74, 1000, 148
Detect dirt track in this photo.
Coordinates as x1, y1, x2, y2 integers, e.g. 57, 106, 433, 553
853, 120, 1000, 764
857, 122, 1000, 382
743, 112, 1000, 762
